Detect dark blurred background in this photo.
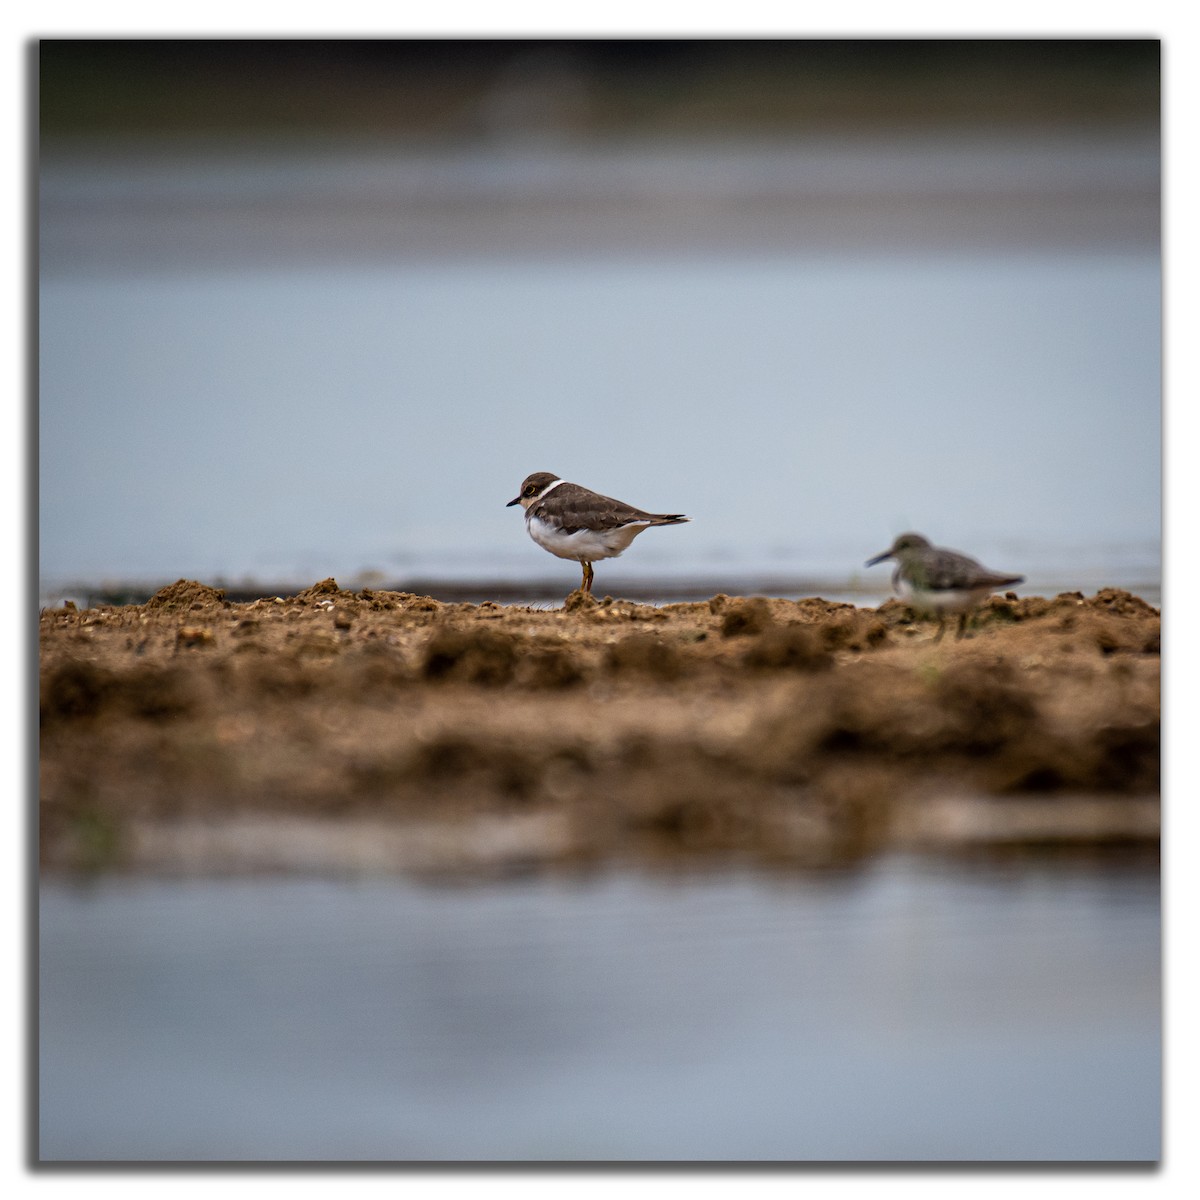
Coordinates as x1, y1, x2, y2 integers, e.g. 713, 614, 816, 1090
40, 39, 1158, 137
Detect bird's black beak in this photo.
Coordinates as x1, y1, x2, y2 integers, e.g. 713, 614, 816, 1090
864, 550, 892, 567
506, 496, 521, 507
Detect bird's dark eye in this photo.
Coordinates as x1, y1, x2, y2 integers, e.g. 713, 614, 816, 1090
524, 485, 535, 496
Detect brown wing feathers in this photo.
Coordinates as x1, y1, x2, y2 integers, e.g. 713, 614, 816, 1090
926, 547, 1023, 591
533, 482, 687, 533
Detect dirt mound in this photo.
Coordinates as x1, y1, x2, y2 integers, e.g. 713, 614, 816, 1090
742, 624, 833, 672
144, 579, 227, 612
39, 580, 1160, 874
605, 632, 684, 680
421, 625, 519, 686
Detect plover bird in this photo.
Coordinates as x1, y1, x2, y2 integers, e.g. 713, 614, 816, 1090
507, 471, 689, 595
865, 532, 1024, 641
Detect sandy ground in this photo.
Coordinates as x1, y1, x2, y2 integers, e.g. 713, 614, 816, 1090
39, 579, 1160, 876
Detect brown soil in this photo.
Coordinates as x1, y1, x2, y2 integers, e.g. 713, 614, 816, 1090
39, 580, 1160, 876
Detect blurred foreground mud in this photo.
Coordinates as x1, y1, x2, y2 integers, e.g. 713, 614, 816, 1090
39, 579, 1160, 875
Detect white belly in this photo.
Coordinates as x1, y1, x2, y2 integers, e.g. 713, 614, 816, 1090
897, 576, 987, 614
527, 514, 651, 562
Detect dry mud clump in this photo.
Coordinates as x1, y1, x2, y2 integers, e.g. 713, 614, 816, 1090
39, 580, 1160, 875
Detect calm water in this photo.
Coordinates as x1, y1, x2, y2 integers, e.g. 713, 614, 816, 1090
39, 856, 1160, 1162
39, 134, 1160, 595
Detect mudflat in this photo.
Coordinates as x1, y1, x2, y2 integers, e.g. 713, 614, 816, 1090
39, 579, 1160, 876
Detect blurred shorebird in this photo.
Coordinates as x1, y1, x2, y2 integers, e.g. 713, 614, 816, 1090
507, 471, 689, 596
865, 532, 1024, 641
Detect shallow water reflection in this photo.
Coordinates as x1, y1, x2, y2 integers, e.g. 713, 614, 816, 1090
39, 855, 1160, 1161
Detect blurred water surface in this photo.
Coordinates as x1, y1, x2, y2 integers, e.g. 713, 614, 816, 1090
39, 133, 1160, 598
39, 855, 1159, 1162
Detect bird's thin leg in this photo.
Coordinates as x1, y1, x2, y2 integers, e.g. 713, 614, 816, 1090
933, 615, 946, 644
956, 612, 970, 640
581, 562, 594, 593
